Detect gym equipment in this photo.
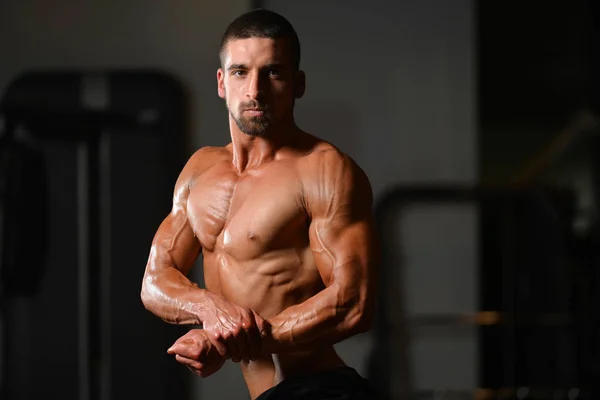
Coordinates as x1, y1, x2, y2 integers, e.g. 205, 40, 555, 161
368, 185, 584, 399
0, 70, 189, 400
0, 118, 48, 297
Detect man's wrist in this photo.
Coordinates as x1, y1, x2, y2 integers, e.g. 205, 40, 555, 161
190, 288, 212, 325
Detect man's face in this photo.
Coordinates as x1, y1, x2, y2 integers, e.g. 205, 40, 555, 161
217, 37, 304, 137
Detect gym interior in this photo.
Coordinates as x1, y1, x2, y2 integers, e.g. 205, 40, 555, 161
1, 1, 599, 399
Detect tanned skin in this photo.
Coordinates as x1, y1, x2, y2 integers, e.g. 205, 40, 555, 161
141, 36, 379, 399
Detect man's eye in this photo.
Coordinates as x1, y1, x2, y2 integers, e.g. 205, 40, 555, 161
268, 70, 281, 77
232, 70, 246, 76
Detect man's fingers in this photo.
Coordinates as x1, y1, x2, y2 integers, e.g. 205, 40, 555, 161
168, 335, 194, 350
246, 324, 262, 360
175, 354, 201, 368
224, 333, 242, 363
235, 328, 252, 363
174, 354, 203, 373
169, 343, 200, 360
167, 341, 185, 355
209, 332, 230, 358
250, 310, 269, 359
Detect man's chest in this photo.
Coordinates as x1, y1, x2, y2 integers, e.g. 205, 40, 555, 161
186, 161, 309, 257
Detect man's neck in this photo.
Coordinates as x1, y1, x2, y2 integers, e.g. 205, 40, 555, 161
229, 122, 300, 173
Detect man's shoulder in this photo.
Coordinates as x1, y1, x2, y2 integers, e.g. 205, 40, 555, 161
184, 146, 231, 171
301, 141, 365, 181
189, 145, 231, 163
297, 136, 346, 165
176, 146, 231, 187
298, 139, 371, 198
299, 143, 373, 216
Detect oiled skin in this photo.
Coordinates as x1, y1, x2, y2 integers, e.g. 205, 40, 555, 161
141, 35, 379, 400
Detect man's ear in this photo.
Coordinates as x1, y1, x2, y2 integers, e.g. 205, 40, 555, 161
294, 70, 306, 99
217, 68, 225, 99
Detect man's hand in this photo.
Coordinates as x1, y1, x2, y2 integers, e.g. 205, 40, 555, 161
200, 293, 263, 362
251, 311, 280, 355
167, 329, 226, 378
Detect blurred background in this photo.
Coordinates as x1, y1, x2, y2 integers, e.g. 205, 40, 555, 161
1, 0, 599, 399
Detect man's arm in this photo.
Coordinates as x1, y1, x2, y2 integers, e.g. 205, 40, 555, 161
262, 150, 379, 354
141, 148, 262, 362
140, 149, 207, 325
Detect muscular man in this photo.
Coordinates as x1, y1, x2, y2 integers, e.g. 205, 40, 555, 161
141, 9, 379, 400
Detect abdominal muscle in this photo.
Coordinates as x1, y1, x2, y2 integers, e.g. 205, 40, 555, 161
202, 249, 347, 399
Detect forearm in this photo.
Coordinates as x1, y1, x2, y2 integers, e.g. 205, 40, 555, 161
264, 283, 370, 354
141, 266, 211, 325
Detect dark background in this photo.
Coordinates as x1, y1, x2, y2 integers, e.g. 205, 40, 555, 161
1, 1, 600, 399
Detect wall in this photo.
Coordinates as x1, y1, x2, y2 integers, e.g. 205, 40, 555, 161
0, 0, 247, 150
262, 0, 478, 397
264, 0, 476, 192
0, 1, 249, 399
0, 0, 477, 398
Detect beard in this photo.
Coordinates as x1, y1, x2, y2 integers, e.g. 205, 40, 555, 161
227, 99, 273, 137
231, 109, 271, 137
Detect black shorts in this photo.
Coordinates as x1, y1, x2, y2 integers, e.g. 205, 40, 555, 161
255, 366, 376, 400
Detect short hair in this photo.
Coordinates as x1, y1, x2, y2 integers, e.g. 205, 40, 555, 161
219, 9, 301, 70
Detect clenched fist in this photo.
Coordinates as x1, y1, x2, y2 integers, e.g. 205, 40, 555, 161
167, 329, 226, 378
199, 293, 263, 362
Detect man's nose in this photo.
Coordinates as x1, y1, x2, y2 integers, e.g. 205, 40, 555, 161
246, 71, 265, 99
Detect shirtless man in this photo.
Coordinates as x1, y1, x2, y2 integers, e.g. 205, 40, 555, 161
141, 9, 379, 400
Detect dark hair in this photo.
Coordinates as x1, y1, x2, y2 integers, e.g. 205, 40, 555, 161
219, 9, 301, 70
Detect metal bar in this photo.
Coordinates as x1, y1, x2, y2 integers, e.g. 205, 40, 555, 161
78, 137, 102, 400
404, 312, 575, 327
88, 138, 101, 400
77, 142, 90, 400
99, 132, 111, 400
500, 204, 515, 388
0, 131, 7, 397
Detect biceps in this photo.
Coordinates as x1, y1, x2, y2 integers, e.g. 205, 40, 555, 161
309, 218, 377, 289
147, 209, 201, 276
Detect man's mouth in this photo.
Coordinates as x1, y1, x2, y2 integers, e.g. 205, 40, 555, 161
243, 109, 266, 116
